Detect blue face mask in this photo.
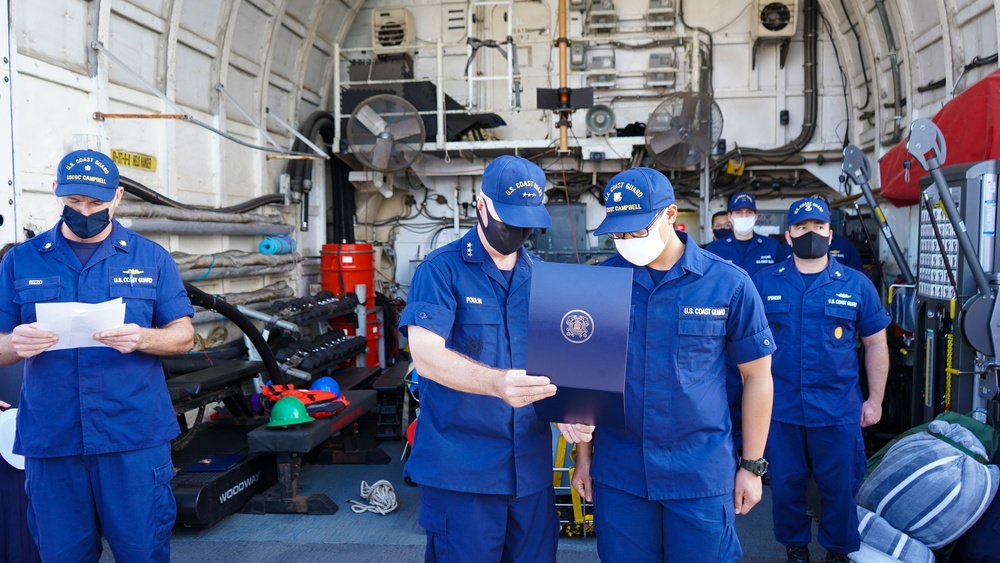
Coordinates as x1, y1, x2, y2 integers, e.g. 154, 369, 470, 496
62, 205, 111, 239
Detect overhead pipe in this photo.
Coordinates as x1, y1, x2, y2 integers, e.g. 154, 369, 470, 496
180, 264, 295, 282
188, 281, 295, 313
873, 0, 904, 144
120, 176, 284, 214
116, 202, 285, 225
172, 250, 301, 272
116, 218, 292, 236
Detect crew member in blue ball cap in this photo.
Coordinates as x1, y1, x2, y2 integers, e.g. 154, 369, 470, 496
775, 194, 864, 272
704, 192, 780, 452
0, 149, 195, 562
752, 197, 889, 563
399, 154, 593, 563
572, 167, 775, 561
705, 192, 779, 275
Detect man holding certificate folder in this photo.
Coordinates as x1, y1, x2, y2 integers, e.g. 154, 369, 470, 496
572, 167, 775, 562
400, 155, 593, 563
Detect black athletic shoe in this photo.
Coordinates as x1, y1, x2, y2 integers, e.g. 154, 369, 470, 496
786, 545, 810, 563
825, 552, 849, 563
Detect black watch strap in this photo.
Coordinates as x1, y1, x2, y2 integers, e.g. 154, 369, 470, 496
739, 457, 768, 476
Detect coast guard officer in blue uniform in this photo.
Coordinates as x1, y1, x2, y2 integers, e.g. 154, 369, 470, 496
704, 192, 778, 275
776, 232, 864, 272
704, 192, 779, 450
0, 149, 195, 562
400, 155, 593, 563
775, 195, 864, 272
572, 168, 775, 562
753, 198, 889, 563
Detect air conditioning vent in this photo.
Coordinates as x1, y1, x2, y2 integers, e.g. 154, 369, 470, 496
750, 0, 797, 39
377, 22, 406, 47
372, 8, 415, 57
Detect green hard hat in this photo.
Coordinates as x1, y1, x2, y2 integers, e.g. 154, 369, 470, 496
267, 396, 315, 427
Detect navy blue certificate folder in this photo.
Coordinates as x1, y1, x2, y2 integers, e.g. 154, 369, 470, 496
528, 262, 630, 428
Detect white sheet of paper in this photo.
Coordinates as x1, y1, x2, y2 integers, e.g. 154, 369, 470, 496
34, 298, 126, 350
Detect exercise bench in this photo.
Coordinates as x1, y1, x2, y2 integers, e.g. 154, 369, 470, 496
242, 389, 381, 515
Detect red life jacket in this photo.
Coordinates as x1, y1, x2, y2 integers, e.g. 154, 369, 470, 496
260, 384, 351, 418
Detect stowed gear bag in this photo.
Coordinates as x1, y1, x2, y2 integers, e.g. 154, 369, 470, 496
858, 411, 1000, 552
260, 384, 350, 419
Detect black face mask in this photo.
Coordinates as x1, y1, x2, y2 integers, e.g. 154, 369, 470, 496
479, 211, 531, 255
713, 228, 732, 240
790, 231, 831, 259
62, 205, 111, 239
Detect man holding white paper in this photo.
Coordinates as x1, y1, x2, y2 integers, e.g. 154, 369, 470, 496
0, 149, 194, 562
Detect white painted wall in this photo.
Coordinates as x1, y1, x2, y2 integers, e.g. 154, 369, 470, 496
2, 0, 998, 299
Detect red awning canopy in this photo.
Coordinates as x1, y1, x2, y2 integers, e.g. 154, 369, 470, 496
879, 69, 1000, 207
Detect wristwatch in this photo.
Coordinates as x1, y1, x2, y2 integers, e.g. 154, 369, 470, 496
739, 457, 768, 477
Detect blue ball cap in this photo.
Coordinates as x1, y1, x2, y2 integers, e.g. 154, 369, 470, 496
594, 167, 674, 236
55, 150, 120, 202
480, 155, 551, 228
787, 197, 831, 227
728, 192, 757, 212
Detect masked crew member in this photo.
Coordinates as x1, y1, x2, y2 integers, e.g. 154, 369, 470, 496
775, 195, 864, 272
0, 149, 194, 562
399, 155, 593, 563
572, 168, 774, 562
704, 192, 778, 275
711, 211, 732, 241
752, 198, 890, 563
704, 192, 779, 448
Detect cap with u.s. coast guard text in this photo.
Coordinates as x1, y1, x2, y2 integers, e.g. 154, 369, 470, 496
594, 167, 674, 236
55, 150, 120, 202
787, 197, 831, 226
480, 155, 551, 228
728, 192, 757, 212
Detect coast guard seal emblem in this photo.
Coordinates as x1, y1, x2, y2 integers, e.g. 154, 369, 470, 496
561, 309, 594, 344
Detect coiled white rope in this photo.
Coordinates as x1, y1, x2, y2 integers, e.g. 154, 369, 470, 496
349, 479, 398, 515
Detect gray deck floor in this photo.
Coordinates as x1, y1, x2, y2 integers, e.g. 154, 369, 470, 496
111, 439, 833, 562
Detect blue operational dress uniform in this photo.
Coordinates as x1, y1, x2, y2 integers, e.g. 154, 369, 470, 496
590, 231, 776, 562
399, 227, 557, 562
0, 219, 194, 562
752, 256, 890, 555
704, 233, 779, 276
703, 232, 779, 448
776, 233, 864, 272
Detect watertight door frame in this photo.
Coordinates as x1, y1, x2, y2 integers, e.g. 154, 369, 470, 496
0, 0, 16, 246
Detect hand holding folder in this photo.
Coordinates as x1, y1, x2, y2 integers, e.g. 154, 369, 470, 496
527, 262, 631, 428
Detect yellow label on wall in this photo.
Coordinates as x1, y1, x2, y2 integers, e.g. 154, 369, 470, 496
111, 149, 157, 172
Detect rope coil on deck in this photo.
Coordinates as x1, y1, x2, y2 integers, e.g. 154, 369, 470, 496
349, 480, 398, 515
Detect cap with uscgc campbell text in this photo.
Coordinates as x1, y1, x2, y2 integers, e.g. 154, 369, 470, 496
55, 150, 120, 202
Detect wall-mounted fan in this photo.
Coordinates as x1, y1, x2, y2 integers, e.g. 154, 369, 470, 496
346, 94, 425, 173
644, 92, 723, 169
